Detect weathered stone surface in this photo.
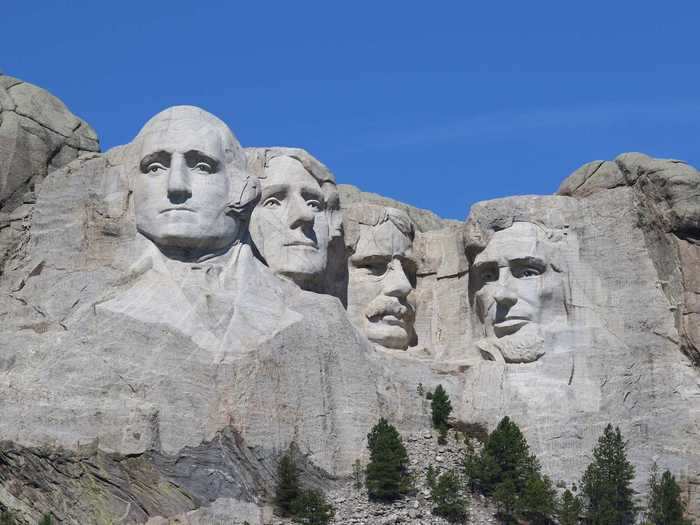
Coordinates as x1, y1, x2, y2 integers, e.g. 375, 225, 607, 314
0, 77, 699, 525
0, 74, 99, 213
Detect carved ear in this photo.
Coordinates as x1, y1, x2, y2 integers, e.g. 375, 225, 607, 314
226, 173, 260, 219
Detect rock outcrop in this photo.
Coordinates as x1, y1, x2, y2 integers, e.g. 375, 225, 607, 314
0, 77, 699, 523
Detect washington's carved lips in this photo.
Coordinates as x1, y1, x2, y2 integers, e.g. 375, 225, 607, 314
160, 206, 195, 214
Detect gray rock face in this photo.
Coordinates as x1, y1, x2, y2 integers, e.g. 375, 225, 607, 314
0, 78, 699, 524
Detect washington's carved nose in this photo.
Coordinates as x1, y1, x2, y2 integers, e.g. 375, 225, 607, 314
383, 260, 412, 298
167, 156, 192, 203
288, 196, 314, 229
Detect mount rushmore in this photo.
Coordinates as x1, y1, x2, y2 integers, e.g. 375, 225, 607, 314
0, 74, 699, 523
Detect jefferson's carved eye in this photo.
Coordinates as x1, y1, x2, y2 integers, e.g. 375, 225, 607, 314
306, 200, 322, 211
147, 163, 166, 174
193, 162, 214, 174
263, 197, 281, 208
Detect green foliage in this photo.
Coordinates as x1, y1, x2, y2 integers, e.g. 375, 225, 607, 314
646, 464, 691, 525
352, 459, 363, 490
521, 475, 557, 524
291, 489, 335, 525
426, 464, 437, 490
430, 469, 469, 523
463, 416, 556, 523
0, 511, 15, 525
558, 488, 583, 525
275, 449, 300, 517
431, 384, 453, 429
365, 418, 410, 501
437, 423, 449, 445
425, 390, 433, 400
581, 424, 636, 525
38, 515, 52, 525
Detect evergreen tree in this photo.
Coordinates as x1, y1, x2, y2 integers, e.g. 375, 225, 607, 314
581, 424, 636, 525
646, 464, 691, 525
38, 515, 52, 525
558, 488, 583, 525
430, 469, 469, 523
431, 384, 453, 429
480, 416, 540, 495
520, 474, 557, 524
365, 418, 410, 501
275, 449, 300, 517
291, 489, 335, 525
426, 464, 437, 490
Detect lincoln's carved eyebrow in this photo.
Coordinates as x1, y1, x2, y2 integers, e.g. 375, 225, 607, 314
184, 150, 220, 171
140, 151, 171, 172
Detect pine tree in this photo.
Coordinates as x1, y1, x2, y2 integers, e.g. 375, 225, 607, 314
275, 449, 301, 517
291, 489, 335, 525
431, 384, 453, 429
365, 418, 410, 501
480, 416, 540, 495
430, 469, 469, 523
38, 515, 52, 525
646, 464, 691, 525
520, 474, 557, 525
558, 488, 583, 525
581, 424, 636, 525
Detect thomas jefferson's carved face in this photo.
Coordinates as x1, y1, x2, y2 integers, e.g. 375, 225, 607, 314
347, 218, 416, 350
249, 156, 330, 287
473, 222, 565, 339
133, 115, 241, 256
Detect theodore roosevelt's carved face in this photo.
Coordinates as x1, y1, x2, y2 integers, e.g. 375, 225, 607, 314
249, 156, 330, 287
472, 222, 566, 340
133, 107, 245, 259
346, 208, 416, 350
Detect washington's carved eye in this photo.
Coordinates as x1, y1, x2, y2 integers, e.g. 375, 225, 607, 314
194, 162, 214, 173
263, 197, 281, 208
147, 163, 166, 174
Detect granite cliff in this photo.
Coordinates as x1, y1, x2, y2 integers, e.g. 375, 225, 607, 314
0, 76, 698, 524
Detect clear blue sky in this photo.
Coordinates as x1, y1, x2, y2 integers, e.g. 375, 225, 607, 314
3, 2, 700, 220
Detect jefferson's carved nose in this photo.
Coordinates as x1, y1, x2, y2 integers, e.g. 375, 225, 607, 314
288, 195, 314, 229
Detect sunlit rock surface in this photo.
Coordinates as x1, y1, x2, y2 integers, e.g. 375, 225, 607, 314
0, 77, 699, 523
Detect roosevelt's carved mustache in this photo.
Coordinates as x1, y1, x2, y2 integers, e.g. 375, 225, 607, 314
365, 297, 414, 322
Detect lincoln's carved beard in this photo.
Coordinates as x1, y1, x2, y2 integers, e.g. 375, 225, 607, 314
476, 323, 545, 363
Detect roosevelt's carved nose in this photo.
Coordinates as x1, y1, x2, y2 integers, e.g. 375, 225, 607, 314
383, 260, 412, 299
492, 284, 518, 309
167, 155, 192, 203
288, 195, 315, 229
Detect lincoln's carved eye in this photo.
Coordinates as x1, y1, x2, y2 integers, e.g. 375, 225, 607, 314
194, 162, 214, 174
363, 262, 388, 277
263, 197, 281, 208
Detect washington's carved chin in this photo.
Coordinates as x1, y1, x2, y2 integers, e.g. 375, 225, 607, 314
493, 317, 530, 338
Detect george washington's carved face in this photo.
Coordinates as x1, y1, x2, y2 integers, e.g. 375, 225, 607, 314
132, 108, 245, 259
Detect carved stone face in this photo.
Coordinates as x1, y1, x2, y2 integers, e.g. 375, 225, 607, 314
249, 156, 330, 287
347, 217, 416, 350
472, 222, 566, 340
133, 112, 241, 257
